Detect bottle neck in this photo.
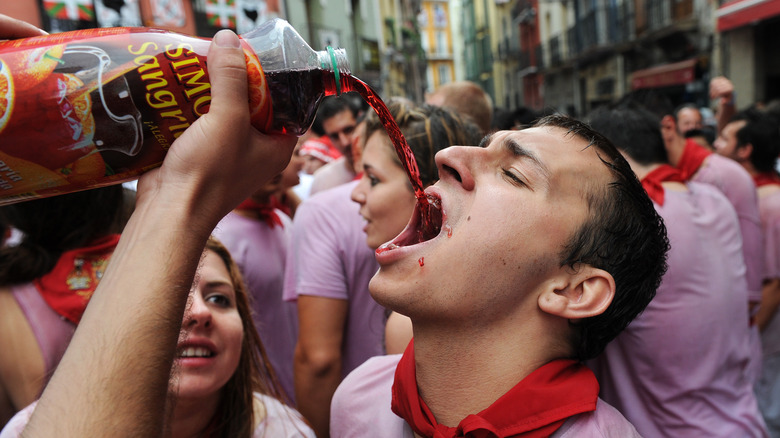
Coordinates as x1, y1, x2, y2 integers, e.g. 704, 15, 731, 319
317, 48, 349, 96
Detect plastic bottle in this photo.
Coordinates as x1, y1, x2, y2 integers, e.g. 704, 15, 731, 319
0, 18, 349, 205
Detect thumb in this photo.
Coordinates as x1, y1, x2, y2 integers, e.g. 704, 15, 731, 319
207, 29, 250, 122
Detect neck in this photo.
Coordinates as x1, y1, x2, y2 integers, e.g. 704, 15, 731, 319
666, 135, 687, 167
168, 394, 221, 438
411, 315, 566, 427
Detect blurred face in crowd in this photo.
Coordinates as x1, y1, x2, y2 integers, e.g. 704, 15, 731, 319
714, 120, 746, 161
677, 107, 702, 134
323, 109, 357, 158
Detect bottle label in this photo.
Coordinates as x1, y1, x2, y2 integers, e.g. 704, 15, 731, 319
0, 28, 272, 205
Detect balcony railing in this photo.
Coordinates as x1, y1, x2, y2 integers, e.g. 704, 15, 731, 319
549, 34, 562, 66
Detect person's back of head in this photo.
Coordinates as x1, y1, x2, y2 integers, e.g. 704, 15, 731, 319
731, 108, 780, 173
618, 89, 675, 121
0, 186, 125, 285
588, 105, 669, 165
534, 115, 669, 361
425, 81, 493, 135
363, 100, 483, 187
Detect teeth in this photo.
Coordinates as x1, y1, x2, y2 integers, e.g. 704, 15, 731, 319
426, 195, 441, 209
179, 347, 213, 358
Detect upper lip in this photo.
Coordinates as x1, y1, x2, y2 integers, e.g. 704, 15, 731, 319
176, 338, 218, 357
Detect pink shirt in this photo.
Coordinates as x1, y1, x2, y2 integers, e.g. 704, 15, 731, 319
590, 182, 768, 437
693, 149, 763, 302
309, 157, 355, 196
10, 283, 75, 382
1, 394, 315, 438
758, 188, 780, 356
213, 210, 298, 402
283, 181, 385, 376
331, 354, 641, 438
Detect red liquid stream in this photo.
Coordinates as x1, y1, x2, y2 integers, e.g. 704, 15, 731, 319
340, 75, 440, 241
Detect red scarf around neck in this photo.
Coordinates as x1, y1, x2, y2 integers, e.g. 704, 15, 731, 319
34, 234, 120, 324
753, 172, 780, 188
641, 164, 685, 206
677, 139, 712, 181
237, 198, 283, 228
391, 341, 599, 438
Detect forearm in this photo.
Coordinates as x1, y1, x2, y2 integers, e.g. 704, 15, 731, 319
293, 352, 342, 438
756, 279, 780, 332
25, 199, 215, 437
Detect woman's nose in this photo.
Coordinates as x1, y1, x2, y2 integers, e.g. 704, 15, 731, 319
184, 292, 212, 328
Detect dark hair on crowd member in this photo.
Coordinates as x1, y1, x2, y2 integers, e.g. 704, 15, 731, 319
731, 108, 780, 173
673, 102, 699, 118
0, 186, 125, 286
617, 89, 675, 120
315, 93, 360, 124
534, 115, 669, 362
363, 101, 483, 188
684, 127, 716, 146
588, 105, 668, 165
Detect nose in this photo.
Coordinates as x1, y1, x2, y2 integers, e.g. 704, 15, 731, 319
434, 146, 477, 191
184, 292, 212, 328
351, 176, 368, 205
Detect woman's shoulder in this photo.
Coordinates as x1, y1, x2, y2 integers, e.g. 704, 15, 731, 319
252, 393, 316, 438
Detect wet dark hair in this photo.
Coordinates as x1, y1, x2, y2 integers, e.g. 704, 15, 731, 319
363, 101, 483, 188
0, 186, 125, 285
588, 105, 668, 165
731, 108, 780, 173
534, 115, 669, 361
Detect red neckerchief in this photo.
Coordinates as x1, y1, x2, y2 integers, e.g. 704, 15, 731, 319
753, 172, 780, 188
270, 194, 292, 218
677, 139, 712, 181
641, 164, 685, 206
236, 198, 283, 228
34, 234, 120, 324
391, 340, 599, 438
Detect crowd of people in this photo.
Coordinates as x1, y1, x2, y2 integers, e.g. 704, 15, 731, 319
2, 12, 780, 438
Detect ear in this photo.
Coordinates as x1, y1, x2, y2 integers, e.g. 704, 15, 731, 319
660, 115, 677, 135
736, 143, 753, 161
538, 266, 616, 320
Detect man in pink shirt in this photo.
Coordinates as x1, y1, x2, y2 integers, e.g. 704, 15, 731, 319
588, 105, 768, 437
713, 108, 780, 435
630, 89, 764, 382
330, 115, 669, 437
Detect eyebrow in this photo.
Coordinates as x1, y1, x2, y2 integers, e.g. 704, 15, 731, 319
504, 138, 552, 182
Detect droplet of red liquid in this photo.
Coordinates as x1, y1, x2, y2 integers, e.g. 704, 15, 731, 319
418, 257, 424, 267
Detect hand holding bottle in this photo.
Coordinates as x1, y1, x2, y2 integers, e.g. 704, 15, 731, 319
136, 29, 297, 231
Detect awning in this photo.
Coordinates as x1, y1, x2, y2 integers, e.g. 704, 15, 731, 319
630, 59, 698, 90
717, 0, 780, 32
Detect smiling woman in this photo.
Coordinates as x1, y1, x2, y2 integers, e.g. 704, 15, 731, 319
1, 237, 315, 438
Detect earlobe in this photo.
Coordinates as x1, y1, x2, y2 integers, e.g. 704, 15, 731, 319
538, 268, 615, 319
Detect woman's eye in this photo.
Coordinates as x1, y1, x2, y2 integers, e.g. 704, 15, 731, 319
369, 175, 380, 187
206, 294, 232, 307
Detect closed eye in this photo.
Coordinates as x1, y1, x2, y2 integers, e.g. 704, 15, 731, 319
503, 168, 528, 188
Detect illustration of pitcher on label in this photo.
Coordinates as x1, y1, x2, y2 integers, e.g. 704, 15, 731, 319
0, 42, 146, 198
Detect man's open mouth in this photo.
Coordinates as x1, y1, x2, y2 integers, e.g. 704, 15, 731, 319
377, 193, 443, 253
